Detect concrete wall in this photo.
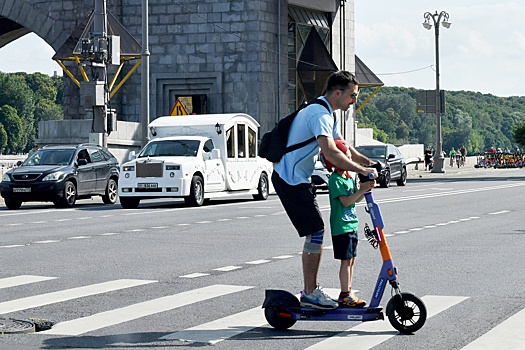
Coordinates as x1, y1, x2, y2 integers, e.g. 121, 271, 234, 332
37, 120, 142, 164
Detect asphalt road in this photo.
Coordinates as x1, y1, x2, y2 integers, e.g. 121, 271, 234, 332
1, 165, 524, 350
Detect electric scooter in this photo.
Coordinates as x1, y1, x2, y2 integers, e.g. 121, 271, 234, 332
263, 173, 427, 333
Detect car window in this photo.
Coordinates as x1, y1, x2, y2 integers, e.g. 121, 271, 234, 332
138, 140, 200, 157
100, 149, 115, 161
30, 149, 75, 166
77, 149, 91, 163
203, 139, 214, 153
89, 148, 105, 163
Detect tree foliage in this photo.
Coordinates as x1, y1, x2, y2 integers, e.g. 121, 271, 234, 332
357, 86, 525, 154
0, 71, 63, 154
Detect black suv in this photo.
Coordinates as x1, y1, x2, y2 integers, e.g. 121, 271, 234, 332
355, 144, 407, 188
1, 144, 119, 209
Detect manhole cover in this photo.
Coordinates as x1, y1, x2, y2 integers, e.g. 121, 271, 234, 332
0, 318, 35, 334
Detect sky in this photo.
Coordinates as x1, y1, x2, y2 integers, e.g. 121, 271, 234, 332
0, 0, 524, 97
355, 0, 525, 97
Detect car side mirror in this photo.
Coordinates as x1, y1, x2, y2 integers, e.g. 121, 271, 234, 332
77, 159, 88, 166
128, 151, 136, 161
388, 154, 395, 159
211, 149, 221, 159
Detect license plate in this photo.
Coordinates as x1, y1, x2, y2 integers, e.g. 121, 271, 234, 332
13, 187, 31, 193
138, 183, 158, 189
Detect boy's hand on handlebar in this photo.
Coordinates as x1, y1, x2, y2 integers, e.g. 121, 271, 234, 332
360, 179, 376, 192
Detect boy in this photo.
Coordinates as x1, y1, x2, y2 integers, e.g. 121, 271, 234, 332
323, 139, 375, 307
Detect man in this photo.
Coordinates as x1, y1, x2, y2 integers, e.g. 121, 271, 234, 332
271, 71, 378, 310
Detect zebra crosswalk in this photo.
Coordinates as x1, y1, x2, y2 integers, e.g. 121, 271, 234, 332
0, 274, 523, 349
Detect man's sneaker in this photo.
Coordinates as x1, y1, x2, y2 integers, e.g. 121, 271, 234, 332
338, 292, 367, 308
300, 285, 339, 310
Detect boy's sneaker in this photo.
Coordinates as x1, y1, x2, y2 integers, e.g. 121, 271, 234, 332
300, 285, 339, 310
338, 292, 367, 308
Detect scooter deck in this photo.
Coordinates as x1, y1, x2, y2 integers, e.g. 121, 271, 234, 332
285, 306, 384, 322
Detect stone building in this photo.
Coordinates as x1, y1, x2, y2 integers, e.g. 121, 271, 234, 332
0, 0, 379, 155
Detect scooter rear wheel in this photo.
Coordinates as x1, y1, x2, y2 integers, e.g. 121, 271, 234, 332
264, 294, 299, 330
387, 292, 427, 333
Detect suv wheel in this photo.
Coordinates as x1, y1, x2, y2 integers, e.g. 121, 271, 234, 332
5, 198, 22, 210
396, 167, 407, 186
56, 181, 77, 208
379, 169, 390, 188
102, 178, 118, 204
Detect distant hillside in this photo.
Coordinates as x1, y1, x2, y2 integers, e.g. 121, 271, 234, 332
356, 86, 525, 154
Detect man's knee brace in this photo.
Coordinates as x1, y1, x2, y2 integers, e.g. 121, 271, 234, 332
303, 229, 324, 253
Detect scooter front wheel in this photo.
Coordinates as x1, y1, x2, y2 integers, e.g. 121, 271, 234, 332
264, 295, 299, 330
386, 292, 427, 333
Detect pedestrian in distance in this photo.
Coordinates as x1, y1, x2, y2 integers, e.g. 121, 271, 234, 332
271, 70, 378, 310
323, 139, 375, 308
424, 145, 433, 171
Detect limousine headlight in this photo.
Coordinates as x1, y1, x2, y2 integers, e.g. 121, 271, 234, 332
166, 165, 180, 170
123, 165, 135, 171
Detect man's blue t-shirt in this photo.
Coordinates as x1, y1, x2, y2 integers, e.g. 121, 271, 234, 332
274, 96, 340, 185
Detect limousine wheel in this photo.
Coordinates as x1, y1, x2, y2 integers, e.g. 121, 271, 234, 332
253, 173, 269, 200
120, 197, 140, 209
185, 175, 204, 206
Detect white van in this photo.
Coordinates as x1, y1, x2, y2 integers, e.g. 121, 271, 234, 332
118, 113, 272, 208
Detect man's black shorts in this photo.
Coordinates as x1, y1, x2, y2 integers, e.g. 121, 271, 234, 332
271, 171, 324, 237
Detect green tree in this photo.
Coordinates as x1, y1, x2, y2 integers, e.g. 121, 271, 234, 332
512, 120, 525, 148
0, 105, 24, 153
0, 124, 7, 154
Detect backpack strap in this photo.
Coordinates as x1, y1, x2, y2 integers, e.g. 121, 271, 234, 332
284, 99, 332, 154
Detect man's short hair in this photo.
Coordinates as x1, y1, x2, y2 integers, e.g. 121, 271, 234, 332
325, 71, 359, 94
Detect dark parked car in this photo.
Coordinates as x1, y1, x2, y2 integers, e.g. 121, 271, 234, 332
355, 144, 407, 188
1, 144, 119, 209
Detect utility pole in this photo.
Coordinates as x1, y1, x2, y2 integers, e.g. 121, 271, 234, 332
79, 0, 120, 147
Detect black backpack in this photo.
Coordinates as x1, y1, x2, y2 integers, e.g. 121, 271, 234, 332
258, 99, 330, 163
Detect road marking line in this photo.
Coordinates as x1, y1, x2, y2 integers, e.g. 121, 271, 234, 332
213, 266, 242, 272
273, 255, 295, 259
33, 240, 61, 244
460, 306, 525, 349
151, 226, 169, 229
44, 284, 253, 336
423, 225, 437, 228
7, 223, 22, 226
0, 244, 25, 248
304, 295, 468, 350
489, 210, 510, 215
0, 275, 57, 290
196, 221, 212, 224
68, 236, 90, 240
409, 227, 423, 231
0, 279, 157, 314
393, 230, 409, 234
246, 259, 271, 265
99, 232, 119, 236
179, 273, 210, 278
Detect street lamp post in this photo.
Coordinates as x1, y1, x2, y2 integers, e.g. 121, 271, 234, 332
423, 11, 451, 173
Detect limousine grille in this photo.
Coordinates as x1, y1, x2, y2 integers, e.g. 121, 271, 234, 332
136, 161, 163, 177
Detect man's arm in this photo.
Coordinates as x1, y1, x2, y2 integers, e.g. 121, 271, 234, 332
317, 136, 377, 177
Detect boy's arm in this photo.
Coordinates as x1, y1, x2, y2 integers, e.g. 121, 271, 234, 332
337, 180, 375, 207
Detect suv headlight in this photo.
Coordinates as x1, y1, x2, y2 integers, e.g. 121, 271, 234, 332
42, 172, 65, 181
2, 173, 10, 182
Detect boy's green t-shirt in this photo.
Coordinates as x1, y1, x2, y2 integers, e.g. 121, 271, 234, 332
328, 172, 359, 236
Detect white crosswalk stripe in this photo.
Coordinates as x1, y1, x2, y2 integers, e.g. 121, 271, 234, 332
0, 279, 156, 314
43, 284, 253, 336
1, 274, 524, 349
